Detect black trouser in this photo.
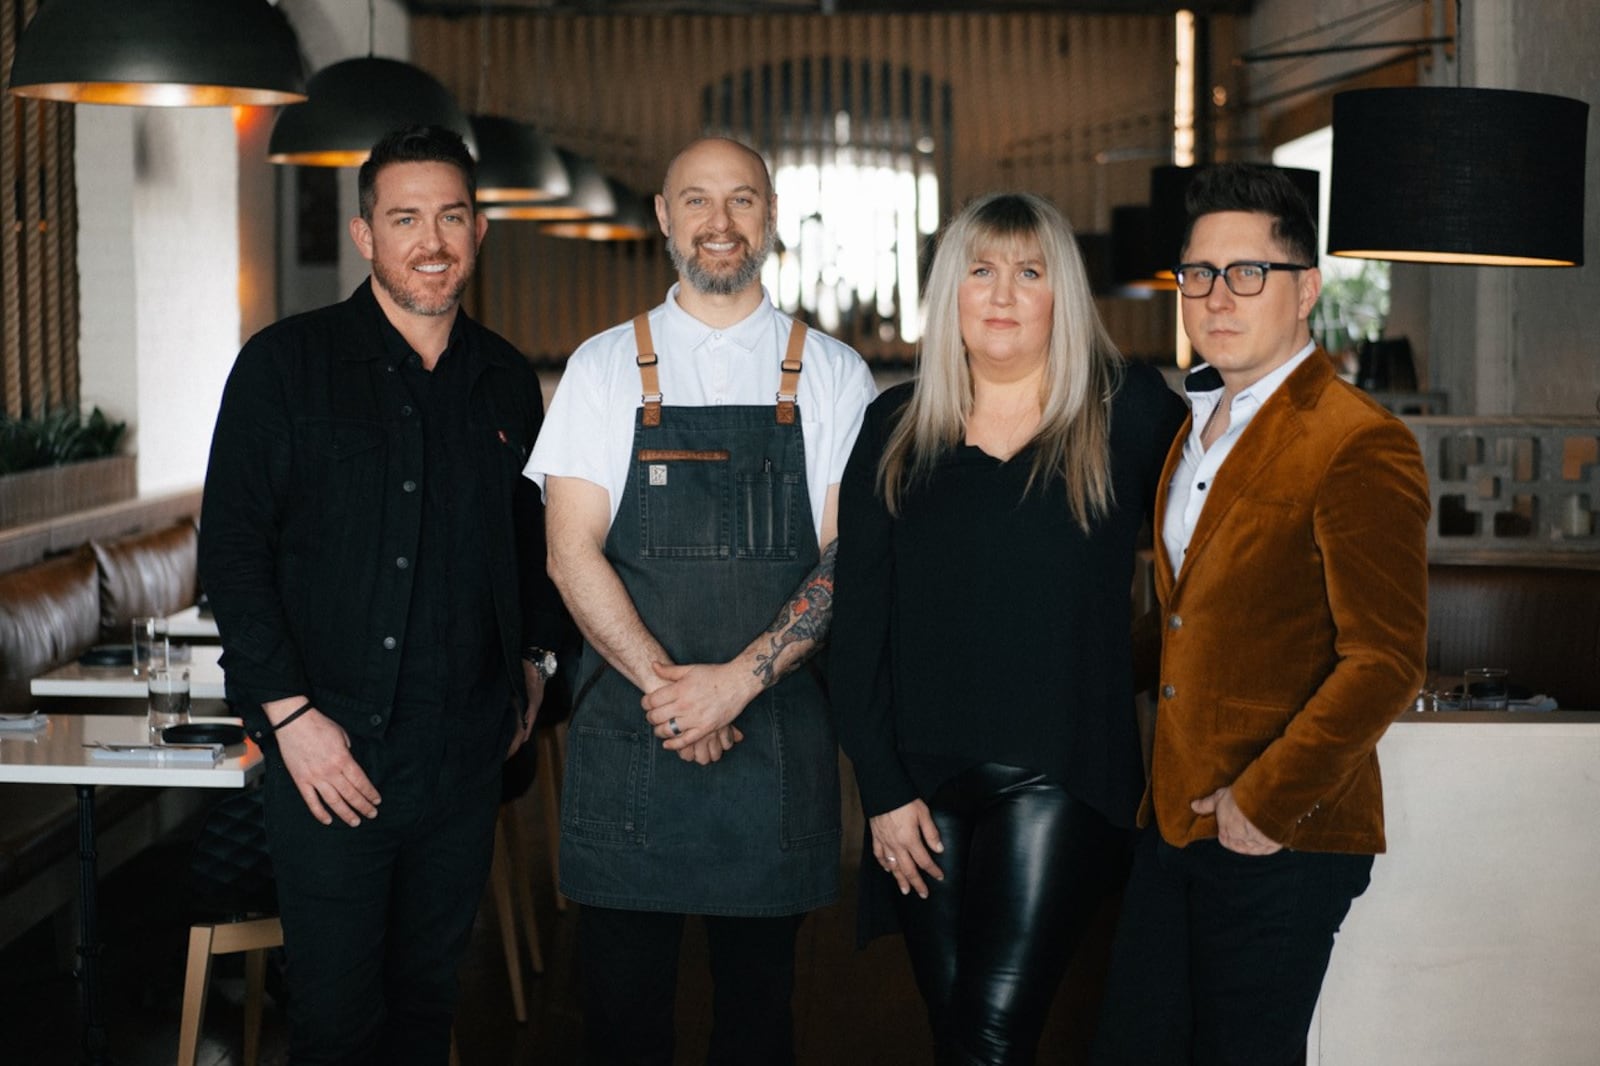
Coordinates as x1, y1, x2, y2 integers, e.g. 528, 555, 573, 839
578, 905, 806, 1066
895, 763, 1126, 1066
263, 707, 503, 1066
1090, 827, 1374, 1066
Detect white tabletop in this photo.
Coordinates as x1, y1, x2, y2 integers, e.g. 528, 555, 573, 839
164, 604, 220, 640
0, 713, 262, 788
30, 644, 227, 700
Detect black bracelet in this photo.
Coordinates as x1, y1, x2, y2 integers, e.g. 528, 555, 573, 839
271, 701, 315, 732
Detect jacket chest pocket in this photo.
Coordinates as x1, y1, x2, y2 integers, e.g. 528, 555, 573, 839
635, 449, 730, 559
297, 418, 386, 494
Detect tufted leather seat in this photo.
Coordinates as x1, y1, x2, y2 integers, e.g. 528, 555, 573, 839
1427, 564, 1600, 710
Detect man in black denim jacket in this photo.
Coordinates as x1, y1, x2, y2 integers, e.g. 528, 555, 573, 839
199, 126, 564, 1065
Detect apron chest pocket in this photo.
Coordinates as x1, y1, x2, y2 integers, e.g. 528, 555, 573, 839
636, 449, 731, 559
737, 470, 803, 560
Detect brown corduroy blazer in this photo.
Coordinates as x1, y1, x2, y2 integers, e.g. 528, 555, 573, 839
1140, 353, 1430, 854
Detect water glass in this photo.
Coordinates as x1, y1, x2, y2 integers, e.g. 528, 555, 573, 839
148, 666, 191, 739
132, 616, 170, 678
1464, 667, 1510, 711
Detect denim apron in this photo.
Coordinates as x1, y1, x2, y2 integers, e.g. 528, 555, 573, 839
558, 314, 841, 916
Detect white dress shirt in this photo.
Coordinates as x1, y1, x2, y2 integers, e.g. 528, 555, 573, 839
526, 284, 877, 542
1162, 341, 1318, 578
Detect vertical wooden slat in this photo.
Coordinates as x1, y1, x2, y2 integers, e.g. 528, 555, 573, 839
21, 91, 45, 413
1, 0, 23, 416
56, 104, 78, 404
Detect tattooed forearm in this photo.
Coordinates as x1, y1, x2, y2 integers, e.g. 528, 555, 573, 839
751, 540, 839, 689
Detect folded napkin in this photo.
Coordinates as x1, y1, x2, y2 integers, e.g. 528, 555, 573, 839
86, 743, 222, 764
1509, 695, 1559, 712
0, 712, 47, 732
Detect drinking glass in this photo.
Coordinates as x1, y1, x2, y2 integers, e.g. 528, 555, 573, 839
148, 666, 191, 740
1464, 667, 1510, 711
132, 616, 170, 678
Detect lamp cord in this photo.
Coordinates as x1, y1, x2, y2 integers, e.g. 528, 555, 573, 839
368, 0, 376, 58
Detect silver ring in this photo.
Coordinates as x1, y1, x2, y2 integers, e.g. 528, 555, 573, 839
668, 717, 681, 737
886, 855, 897, 864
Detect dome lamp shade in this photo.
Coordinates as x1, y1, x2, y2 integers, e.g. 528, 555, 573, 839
267, 57, 474, 167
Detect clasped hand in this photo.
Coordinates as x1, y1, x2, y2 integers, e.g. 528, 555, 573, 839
640, 661, 749, 765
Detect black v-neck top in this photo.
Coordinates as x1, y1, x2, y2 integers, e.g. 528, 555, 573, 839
830, 363, 1187, 826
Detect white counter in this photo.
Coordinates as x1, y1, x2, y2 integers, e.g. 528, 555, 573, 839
1310, 711, 1600, 1066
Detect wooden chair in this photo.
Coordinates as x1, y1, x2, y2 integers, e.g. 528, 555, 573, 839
534, 720, 568, 910
489, 798, 546, 1023
176, 916, 283, 1066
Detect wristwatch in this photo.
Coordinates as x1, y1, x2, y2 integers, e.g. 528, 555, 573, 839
522, 646, 558, 681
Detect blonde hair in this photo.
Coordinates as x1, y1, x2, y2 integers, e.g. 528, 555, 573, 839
878, 192, 1123, 531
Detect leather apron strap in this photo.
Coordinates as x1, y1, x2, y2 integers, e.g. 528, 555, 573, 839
776, 322, 808, 426
632, 314, 809, 427
631, 314, 662, 427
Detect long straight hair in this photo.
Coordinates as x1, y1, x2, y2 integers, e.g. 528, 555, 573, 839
878, 192, 1123, 531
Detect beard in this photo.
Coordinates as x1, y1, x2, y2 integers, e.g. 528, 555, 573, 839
667, 221, 775, 297
372, 253, 472, 317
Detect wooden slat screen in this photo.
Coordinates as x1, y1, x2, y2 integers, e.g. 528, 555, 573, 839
413, 11, 1179, 363
1, 0, 79, 417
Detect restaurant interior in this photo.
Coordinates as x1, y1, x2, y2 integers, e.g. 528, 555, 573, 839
0, 0, 1596, 1063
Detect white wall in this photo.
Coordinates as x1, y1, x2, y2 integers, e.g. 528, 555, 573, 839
75, 107, 239, 495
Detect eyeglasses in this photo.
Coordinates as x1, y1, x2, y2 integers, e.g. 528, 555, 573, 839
1173, 260, 1312, 298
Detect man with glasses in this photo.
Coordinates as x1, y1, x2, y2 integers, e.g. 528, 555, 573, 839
1091, 163, 1431, 1065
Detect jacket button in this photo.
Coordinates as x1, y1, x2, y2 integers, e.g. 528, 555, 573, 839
382, 636, 397, 649
369, 714, 383, 726
1168, 614, 1183, 630
396, 556, 409, 569
1161, 684, 1176, 699
400, 404, 413, 417
402, 479, 417, 493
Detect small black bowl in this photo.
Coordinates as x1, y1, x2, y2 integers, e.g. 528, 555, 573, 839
79, 644, 134, 667
162, 722, 245, 746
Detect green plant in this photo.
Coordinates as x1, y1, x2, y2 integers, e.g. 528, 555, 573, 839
0, 407, 127, 475
1312, 259, 1391, 352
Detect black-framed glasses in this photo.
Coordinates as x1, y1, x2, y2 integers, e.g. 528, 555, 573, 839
1173, 260, 1312, 298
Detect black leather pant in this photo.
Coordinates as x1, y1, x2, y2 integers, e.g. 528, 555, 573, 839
895, 763, 1127, 1066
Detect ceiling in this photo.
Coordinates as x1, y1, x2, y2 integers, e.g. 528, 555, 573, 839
402, 1, 1254, 16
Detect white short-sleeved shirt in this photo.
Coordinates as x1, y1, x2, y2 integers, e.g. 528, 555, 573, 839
526, 285, 878, 543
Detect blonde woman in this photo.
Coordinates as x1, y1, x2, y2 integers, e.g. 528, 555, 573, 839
831, 192, 1187, 1064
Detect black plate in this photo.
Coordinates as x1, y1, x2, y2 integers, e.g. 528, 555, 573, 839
162, 722, 245, 746
79, 644, 133, 666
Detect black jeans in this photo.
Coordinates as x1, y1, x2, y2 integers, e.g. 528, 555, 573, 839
264, 706, 503, 1066
578, 905, 806, 1066
895, 763, 1127, 1066
1091, 827, 1374, 1066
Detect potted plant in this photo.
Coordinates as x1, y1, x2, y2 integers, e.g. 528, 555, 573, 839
0, 408, 133, 527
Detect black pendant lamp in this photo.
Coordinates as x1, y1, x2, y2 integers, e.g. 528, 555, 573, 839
267, 57, 474, 167
1328, 87, 1588, 267
1111, 205, 1175, 292
471, 116, 571, 203
480, 151, 616, 221
542, 181, 655, 241
8, 0, 305, 107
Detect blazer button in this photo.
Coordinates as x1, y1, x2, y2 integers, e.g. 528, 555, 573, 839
396, 556, 409, 569
369, 714, 383, 727
1168, 614, 1183, 630
402, 479, 417, 493
1161, 684, 1176, 700
382, 636, 397, 650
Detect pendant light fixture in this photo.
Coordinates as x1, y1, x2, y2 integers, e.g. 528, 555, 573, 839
8, 0, 305, 107
1328, 87, 1587, 266
467, 5, 569, 203
267, 0, 472, 167
541, 180, 654, 241
480, 150, 616, 221
472, 116, 571, 202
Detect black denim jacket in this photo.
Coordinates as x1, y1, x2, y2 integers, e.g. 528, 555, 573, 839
199, 281, 564, 742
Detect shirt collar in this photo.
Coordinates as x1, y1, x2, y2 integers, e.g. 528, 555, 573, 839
660, 282, 778, 354
1184, 339, 1318, 408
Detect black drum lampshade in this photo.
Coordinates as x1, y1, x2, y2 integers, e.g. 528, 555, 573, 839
1111, 205, 1176, 291
268, 58, 474, 167
1328, 87, 1587, 267
8, 0, 305, 107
